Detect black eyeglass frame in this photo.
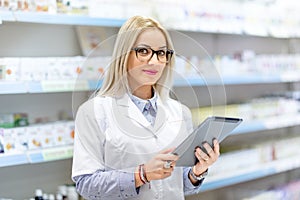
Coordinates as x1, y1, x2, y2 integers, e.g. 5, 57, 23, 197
131, 47, 174, 63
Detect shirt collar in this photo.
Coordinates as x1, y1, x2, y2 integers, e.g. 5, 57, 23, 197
128, 89, 158, 113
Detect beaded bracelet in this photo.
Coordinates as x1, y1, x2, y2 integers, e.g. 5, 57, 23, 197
142, 164, 149, 183
138, 164, 146, 184
139, 164, 151, 189
140, 164, 149, 183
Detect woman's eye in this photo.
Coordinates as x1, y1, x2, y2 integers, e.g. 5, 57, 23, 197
158, 50, 166, 56
137, 48, 149, 55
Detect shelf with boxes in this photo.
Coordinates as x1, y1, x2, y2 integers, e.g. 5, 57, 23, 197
0, 56, 107, 94
1, 108, 299, 168
0, 121, 75, 167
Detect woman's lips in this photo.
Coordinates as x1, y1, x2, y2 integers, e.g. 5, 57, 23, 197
142, 69, 158, 75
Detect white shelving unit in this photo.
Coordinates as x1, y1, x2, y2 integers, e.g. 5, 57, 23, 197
1, 9, 300, 199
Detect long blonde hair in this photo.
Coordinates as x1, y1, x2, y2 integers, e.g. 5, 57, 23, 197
97, 16, 175, 100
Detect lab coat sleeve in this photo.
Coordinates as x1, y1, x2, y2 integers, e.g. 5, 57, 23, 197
74, 170, 138, 200
72, 98, 139, 199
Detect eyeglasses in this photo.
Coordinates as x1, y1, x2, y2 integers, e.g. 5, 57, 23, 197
131, 47, 174, 63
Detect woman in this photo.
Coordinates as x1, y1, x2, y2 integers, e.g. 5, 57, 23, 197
72, 16, 220, 200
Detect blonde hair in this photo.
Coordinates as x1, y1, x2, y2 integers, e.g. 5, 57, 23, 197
97, 16, 175, 100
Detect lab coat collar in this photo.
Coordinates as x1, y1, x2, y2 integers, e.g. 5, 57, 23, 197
114, 93, 167, 133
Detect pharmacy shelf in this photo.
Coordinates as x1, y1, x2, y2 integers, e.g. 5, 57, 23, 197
1, 116, 299, 168
173, 74, 300, 87
0, 145, 73, 168
0, 80, 101, 94
200, 155, 300, 192
232, 115, 300, 135
0, 11, 126, 27
1, 74, 300, 94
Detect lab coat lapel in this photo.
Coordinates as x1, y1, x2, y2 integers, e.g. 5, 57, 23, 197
115, 93, 168, 133
115, 94, 152, 129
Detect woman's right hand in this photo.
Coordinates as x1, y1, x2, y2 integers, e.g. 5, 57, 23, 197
135, 148, 179, 187
144, 148, 179, 181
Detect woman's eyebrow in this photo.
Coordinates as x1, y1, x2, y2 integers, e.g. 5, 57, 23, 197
135, 44, 167, 49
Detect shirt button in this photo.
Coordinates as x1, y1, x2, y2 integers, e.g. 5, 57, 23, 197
154, 193, 159, 199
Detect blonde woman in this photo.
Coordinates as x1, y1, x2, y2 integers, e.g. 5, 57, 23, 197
72, 16, 220, 200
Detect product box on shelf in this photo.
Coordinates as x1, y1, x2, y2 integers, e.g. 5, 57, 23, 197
0, 113, 14, 128
57, 0, 88, 15
0, 58, 20, 81
39, 124, 56, 148
79, 56, 108, 80
20, 57, 84, 81
25, 121, 75, 150
0, 127, 28, 154
0, 113, 29, 128
27, 126, 42, 150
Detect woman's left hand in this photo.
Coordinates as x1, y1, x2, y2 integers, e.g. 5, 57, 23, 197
193, 139, 220, 176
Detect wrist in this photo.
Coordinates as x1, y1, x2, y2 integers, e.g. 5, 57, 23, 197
193, 166, 207, 176
189, 167, 208, 181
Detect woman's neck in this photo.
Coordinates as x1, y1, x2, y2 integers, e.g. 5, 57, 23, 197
131, 85, 153, 100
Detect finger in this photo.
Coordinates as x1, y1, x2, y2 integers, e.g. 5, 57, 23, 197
195, 148, 209, 161
194, 147, 202, 161
213, 139, 220, 156
202, 142, 213, 157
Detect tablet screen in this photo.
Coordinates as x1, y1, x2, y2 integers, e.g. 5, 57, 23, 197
174, 116, 243, 166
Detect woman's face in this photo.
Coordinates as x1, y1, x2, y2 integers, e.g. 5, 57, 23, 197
127, 28, 167, 92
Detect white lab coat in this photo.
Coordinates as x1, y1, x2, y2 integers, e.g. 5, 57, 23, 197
72, 93, 194, 200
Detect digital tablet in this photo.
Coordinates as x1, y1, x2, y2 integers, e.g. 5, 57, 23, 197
173, 116, 243, 166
